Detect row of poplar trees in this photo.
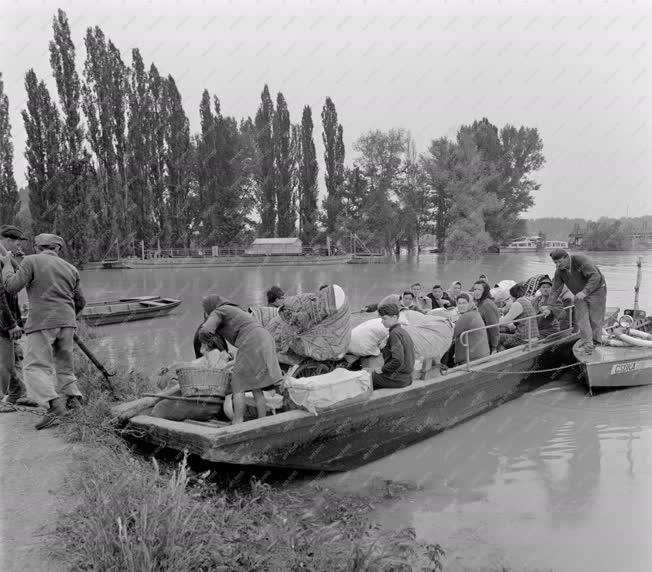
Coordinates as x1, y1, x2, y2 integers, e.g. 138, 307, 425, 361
0, 10, 346, 266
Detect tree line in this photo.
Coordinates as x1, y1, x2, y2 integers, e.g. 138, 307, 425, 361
0, 9, 545, 266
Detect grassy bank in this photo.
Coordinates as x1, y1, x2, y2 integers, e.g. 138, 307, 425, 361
51, 349, 445, 571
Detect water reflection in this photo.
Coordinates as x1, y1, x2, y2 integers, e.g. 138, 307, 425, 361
329, 379, 652, 571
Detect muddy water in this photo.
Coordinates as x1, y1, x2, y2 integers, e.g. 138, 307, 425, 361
82, 251, 652, 571
327, 377, 652, 571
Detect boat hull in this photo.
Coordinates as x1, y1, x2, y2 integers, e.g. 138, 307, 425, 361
82, 298, 181, 326
117, 335, 578, 471
574, 319, 652, 389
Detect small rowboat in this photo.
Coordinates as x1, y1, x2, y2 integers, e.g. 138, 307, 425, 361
22, 295, 182, 327
573, 317, 652, 392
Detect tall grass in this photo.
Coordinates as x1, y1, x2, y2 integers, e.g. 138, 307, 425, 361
55, 335, 445, 571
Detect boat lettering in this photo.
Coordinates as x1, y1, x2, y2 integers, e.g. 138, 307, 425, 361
611, 362, 638, 375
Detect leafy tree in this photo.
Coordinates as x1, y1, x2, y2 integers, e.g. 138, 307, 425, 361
82, 26, 127, 256
254, 85, 276, 237
147, 64, 168, 246
297, 106, 319, 244
22, 69, 63, 234
0, 73, 19, 224
273, 92, 294, 236
49, 8, 93, 265
164, 76, 194, 247
352, 128, 407, 253
127, 48, 155, 249
322, 97, 345, 234
460, 118, 545, 242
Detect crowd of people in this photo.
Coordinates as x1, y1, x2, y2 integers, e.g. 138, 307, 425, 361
1, 217, 608, 428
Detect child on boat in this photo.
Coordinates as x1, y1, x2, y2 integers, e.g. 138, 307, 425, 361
372, 303, 415, 389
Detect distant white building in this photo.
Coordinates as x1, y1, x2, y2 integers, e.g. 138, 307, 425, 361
244, 237, 303, 256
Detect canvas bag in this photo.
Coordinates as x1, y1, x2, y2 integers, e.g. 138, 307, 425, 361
284, 368, 372, 415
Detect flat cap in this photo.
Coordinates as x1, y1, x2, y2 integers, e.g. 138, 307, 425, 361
34, 233, 65, 248
550, 248, 569, 261
0, 225, 26, 240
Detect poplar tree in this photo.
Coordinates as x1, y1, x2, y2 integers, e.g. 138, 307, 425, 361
82, 26, 124, 255
0, 74, 19, 223
254, 85, 276, 237
127, 48, 154, 249
297, 105, 319, 244
49, 8, 93, 264
22, 69, 63, 234
322, 97, 345, 234
148, 64, 168, 246
273, 92, 294, 236
164, 76, 194, 247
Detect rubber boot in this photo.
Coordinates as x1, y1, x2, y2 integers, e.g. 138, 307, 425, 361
35, 397, 67, 430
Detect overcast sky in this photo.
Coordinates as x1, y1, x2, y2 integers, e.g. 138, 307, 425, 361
1, 0, 650, 219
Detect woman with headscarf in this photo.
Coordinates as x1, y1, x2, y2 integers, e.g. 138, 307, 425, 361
471, 280, 501, 354
197, 295, 283, 424
447, 281, 463, 302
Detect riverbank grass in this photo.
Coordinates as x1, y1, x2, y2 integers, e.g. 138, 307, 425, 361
54, 358, 445, 571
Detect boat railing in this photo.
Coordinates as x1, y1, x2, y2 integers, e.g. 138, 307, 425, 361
458, 304, 575, 371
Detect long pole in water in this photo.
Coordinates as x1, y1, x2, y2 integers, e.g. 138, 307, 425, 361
634, 256, 642, 314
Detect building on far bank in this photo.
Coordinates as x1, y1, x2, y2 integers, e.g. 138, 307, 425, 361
244, 237, 303, 256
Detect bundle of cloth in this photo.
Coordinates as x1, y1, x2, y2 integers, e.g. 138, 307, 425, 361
267, 284, 351, 361
400, 310, 454, 363
249, 305, 279, 328
348, 307, 453, 364
522, 274, 552, 297
490, 280, 516, 306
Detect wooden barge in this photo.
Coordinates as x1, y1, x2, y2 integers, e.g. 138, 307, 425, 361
113, 333, 587, 472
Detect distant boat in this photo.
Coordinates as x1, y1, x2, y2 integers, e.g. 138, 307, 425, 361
22, 295, 181, 327
501, 236, 568, 253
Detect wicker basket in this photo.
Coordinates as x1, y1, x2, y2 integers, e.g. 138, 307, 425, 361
177, 366, 231, 398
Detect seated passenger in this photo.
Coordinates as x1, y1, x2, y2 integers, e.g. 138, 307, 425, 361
427, 284, 454, 309
453, 293, 490, 365
498, 283, 540, 350
448, 281, 463, 302
372, 303, 415, 389
471, 281, 500, 354
400, 291, 420, 312
410, 282, 433, 312
532, 276, 565, 338
266, 285, 285, 307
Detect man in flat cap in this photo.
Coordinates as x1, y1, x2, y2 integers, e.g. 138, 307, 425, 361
549, 249, 607, 355
0, 225, 36, 407
1, 233, 86, 429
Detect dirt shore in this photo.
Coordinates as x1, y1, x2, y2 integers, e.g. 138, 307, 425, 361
0, 410, 71, 572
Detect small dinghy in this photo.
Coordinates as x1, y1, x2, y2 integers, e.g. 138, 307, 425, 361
22, 295, 182, 327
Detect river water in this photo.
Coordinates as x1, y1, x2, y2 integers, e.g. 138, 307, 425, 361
82, 251, 652, 572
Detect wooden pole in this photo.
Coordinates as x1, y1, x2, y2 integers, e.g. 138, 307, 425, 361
634, 256, 642, 313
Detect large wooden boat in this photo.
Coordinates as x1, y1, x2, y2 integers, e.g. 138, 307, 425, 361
112, 307, 617, 471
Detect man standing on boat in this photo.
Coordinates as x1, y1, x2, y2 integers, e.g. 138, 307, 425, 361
1, 234, 86, 429
549, 249, 606, 355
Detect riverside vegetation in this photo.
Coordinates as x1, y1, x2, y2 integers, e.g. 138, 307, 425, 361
48, 344, 445, 571
1, 9, 545, 264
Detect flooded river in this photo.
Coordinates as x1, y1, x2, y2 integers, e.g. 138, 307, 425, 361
82, 251, 652, 571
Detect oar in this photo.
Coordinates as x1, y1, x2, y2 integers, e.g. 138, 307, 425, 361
73, 333, 117, 396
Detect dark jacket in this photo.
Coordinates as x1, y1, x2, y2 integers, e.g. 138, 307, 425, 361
551, 254, 606, 299
532, 293, 564, 337
453, 309, 490, 365
0, 256, 23, 337
380, 324, 415, 381
476, 298, 500, 352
